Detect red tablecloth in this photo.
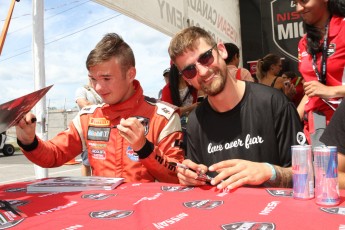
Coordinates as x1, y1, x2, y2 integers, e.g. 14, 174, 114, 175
0, 181, 344, 229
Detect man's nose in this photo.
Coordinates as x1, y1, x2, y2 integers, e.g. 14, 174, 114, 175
195, 62, 210, 78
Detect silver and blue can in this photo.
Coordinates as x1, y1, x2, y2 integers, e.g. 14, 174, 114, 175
291, 145, 314, 199
313, 146, 340, 206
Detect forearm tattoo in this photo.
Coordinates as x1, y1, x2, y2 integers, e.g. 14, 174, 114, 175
266, 166, 293, 188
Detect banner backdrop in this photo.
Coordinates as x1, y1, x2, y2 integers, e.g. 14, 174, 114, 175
260, 0, 304, 72
93, 0, 241, 51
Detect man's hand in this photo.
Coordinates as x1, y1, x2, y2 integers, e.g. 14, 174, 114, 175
176, 159, 208, 186
208, 159, 272, 190
117, 117, 146, 151
15, 113, 37, 145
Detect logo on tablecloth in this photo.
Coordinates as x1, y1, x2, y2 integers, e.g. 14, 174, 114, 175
266, 189, 292, 197
90, 210, 133, 219
82, 193, 115, 200
320, 207, 345, 215
4, 187, 26, 193
221, 221, 275, 230
8, 200, 29, 207
161, 186, 194, 192
0, 200, 25, 229
183, 200, 223, 209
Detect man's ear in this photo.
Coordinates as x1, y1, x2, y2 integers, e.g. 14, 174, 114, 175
217, 43, 228, 60
127, 66, 136, 81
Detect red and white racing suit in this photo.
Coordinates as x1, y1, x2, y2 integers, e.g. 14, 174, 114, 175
21, 80, 184, 183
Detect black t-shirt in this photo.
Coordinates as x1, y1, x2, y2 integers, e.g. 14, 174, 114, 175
320, 99, 345, 154
186, 82, 303, 177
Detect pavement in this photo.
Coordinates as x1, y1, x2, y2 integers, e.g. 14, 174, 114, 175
0, 150, 81, 185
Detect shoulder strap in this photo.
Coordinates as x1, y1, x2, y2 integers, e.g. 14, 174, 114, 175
181, 87, 191, 103
235, 68, 242, 80
271, 76, 279, 87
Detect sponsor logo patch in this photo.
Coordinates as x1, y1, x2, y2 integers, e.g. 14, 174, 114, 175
126, 146, 139, 162
90, 210, 133, 219
88, 142, 107, 149
90, 148, 106, 160
87, 127, 110, 141
327, 43, 336, 57
89, 118, 110, 126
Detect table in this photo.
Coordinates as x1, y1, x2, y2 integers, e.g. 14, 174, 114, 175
0, 181, 344, 229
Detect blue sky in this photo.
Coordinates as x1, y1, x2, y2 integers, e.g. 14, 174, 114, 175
0, 0, 171, 109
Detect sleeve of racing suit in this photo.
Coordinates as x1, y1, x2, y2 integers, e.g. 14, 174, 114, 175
21, 121, 83, 168
138, 112, 184, 183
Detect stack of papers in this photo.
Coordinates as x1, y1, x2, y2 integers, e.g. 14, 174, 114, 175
27, 176, 124, 193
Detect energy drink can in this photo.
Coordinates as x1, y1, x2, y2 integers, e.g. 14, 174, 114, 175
291, 145, 314, 199
313, 146, 340, 206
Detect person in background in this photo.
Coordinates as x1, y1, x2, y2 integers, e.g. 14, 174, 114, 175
224, 43, 254, 82
158, 67, 170, 99
256, 53, 296, 100
161, 64, 199, 150
320, 99, 345, 189
75, 80, 103, 176
15, 33, 184, 183
282, 71, 304, 107
295, 0, 345, 147
168, 26, 303, 190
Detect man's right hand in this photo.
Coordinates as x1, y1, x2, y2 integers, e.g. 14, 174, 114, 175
176, 159, 208, 186
15, 112, 37, 145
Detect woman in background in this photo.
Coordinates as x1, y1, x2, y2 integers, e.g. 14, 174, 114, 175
256, 53, 296, 100
161, 64, 199, 150
296, 0, 345, 147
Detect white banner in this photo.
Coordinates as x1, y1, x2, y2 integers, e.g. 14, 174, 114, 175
94, 0, 241, 45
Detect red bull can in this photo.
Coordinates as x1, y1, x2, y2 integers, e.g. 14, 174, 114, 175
291, 145, 314, 199
313, 146, 340, 206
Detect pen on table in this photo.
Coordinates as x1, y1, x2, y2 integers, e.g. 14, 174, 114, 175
113, 117, 144, 128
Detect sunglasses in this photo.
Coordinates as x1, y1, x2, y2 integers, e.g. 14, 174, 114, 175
179, 44, 217, 79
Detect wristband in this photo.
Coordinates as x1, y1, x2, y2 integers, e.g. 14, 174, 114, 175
265, 163, 276, 182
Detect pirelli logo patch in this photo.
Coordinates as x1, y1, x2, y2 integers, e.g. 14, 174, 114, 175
87, 127, 111, 141
89, 118, 110, 126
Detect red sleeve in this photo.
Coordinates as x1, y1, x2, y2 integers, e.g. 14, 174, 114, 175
160, 84, 173, 104
22, 123, 83, 167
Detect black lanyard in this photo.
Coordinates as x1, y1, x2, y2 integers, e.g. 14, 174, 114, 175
311, 20, 330, 85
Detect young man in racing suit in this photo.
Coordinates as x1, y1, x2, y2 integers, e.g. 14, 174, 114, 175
15, 33, 184, 183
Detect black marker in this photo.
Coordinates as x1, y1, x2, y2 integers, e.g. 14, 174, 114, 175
168, 162, 214, 183
168, 162, 189, 169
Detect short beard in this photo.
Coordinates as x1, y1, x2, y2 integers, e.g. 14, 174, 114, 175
201, 70, 226, 96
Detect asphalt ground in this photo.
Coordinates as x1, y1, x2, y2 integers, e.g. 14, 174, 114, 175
0, 151, 81, 185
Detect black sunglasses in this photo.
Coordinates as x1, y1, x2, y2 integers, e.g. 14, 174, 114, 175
179, 44, 217, 79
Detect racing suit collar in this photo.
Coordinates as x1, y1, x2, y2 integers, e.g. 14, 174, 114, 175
101, 80, 144, 120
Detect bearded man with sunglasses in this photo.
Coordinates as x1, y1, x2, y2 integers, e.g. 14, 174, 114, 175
168, 26, 303, 190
